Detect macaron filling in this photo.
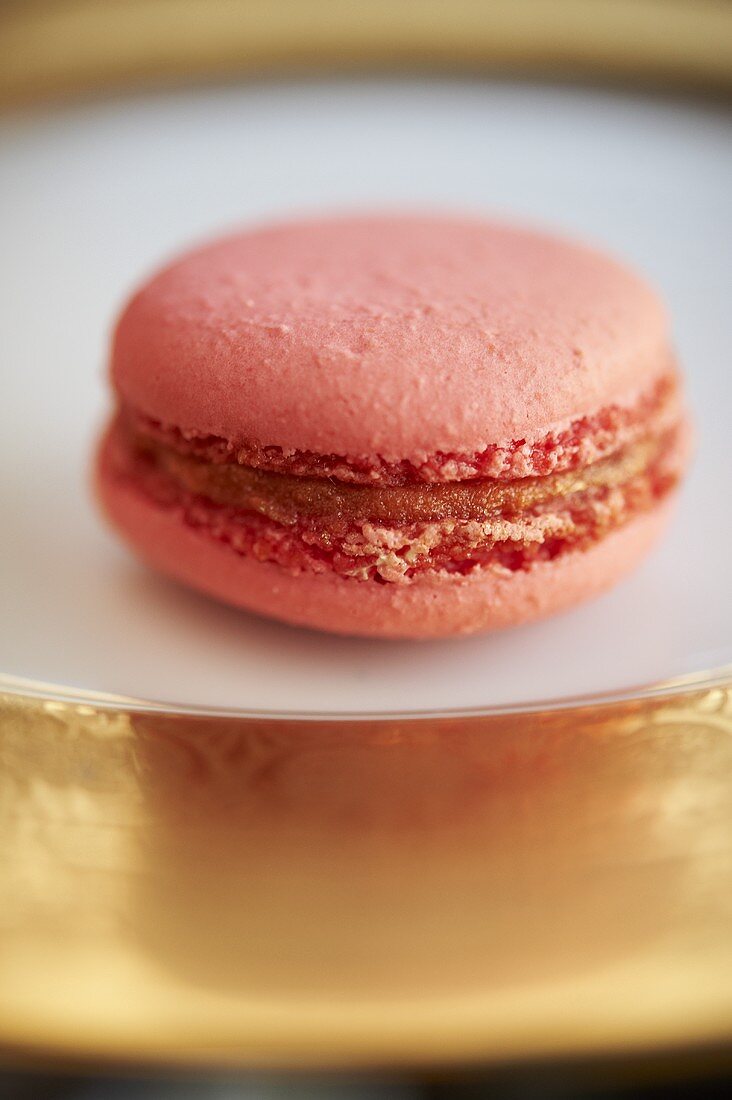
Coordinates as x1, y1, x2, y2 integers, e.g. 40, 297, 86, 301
105, 372, 685, 586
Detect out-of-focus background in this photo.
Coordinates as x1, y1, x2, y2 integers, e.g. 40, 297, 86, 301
1, 2, 731, 1098
2, 1060, 732, 1100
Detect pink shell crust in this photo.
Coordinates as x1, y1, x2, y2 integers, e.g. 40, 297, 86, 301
97, 437, 677, 640
124, 369, 680, 485
111, 214, 671, 464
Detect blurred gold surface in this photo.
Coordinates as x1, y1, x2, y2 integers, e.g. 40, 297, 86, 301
1, 680, 732, 1068
1, 0, 731, 1072
1, 0, 731, 106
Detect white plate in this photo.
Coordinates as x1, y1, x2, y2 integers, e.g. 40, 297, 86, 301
1, 79, 730, 713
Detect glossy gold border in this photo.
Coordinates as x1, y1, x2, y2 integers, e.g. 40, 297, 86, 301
1, 0, 731, 1073
1, 0, 731, 106
2, 674, 732, 1070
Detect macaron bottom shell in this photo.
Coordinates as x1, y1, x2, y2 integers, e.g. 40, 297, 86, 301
97, 428, 677, 641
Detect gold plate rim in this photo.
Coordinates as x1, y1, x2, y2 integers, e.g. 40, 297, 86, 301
1, 666, 732, 722
1, 0, 731, 109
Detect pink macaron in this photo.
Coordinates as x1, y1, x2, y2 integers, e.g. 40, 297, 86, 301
97, 214, 689, 638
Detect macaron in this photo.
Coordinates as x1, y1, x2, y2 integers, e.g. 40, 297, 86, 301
96, 214, 689, 638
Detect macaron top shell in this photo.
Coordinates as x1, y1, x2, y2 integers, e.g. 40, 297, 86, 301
112, 214, 670, 462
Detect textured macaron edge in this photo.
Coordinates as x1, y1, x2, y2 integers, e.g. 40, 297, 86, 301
115, 368, 682, 485
101, 411, 688, 586
96, 448, 678, 640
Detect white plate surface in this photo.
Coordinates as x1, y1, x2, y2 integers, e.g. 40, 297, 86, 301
1, 79, 730, 713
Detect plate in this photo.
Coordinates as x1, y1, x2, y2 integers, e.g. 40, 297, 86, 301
1, 74, 732, 1073
1, 78, 731, 713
